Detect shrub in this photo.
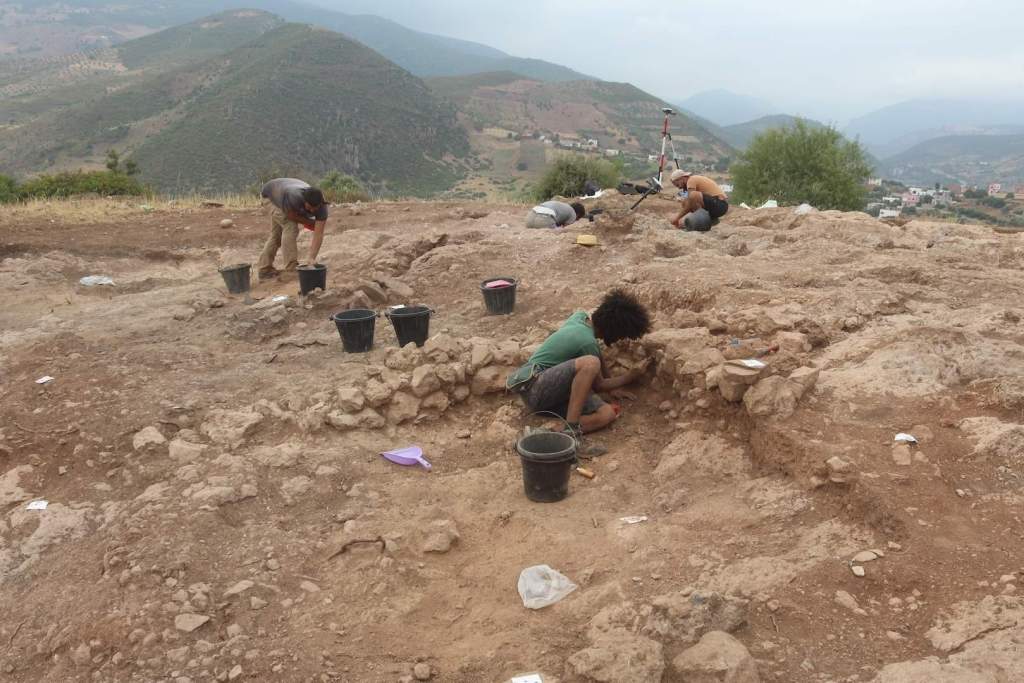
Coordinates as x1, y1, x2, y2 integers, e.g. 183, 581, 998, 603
17, 170, 145, 199
319, 171, 370, 203
730, 120, 873, 211
0, 174, 18, 203
533, 155, 621, 201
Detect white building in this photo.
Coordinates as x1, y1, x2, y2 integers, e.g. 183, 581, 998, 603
879, 208, 901, 219
604, 149, 621, 157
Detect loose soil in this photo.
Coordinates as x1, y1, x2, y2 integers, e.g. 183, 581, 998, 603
1, 195, 1023, 682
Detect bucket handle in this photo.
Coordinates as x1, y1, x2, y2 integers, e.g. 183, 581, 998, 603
384, 307, 436, 320
328, 311, 381, 321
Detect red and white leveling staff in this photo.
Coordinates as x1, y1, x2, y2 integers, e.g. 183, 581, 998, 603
657, 107, 683, 185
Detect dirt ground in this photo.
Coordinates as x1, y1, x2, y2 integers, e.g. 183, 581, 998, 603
1, 194, 1023, 683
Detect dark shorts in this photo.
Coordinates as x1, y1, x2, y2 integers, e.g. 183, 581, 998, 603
520, 359, 606, 419
702, 195, 729, 219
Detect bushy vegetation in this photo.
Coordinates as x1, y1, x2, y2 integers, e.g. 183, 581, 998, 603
731, 121, 873, 211
319, 171, 370, 203
0, 175, 18, 203
533, 155, 621, 201
0, 170, 146, 202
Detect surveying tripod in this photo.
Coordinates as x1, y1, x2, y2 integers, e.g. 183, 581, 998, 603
657, 107, 682, 185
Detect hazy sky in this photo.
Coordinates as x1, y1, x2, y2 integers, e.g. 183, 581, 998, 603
313, 0, 1024, 124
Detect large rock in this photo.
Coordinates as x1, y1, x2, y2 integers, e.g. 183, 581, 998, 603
387, 393, 421, 424
645, 592, 749, 644
132, 426, 166, 452
567, 631, 665, 683
362, 378, 394, 408
423, 333, 461, 363
788, 366, 820, 395
743, 376, 802, 419
410, 365, 441, 398
471, 366, 512, 396
335, 387, 365, 413
671, 631, 760, 682
0, 465, 34, 506
169, 439, 208, 463
325, 408, 384, 431
421, 520, 460, 554
420, 392, 450, 414
200, 408, 263, 447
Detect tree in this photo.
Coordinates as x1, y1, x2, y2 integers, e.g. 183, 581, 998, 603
124, 160, 140, 176
0, 174, 18, 203
105, 149, 121, 173
319, 171, 369, 203
1007, 192, 1016, 200
921, 194, 933, 204
730, 120, 873, 211
533, 155, 621, 201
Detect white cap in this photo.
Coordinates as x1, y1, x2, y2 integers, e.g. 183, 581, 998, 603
670, 169, 690, 181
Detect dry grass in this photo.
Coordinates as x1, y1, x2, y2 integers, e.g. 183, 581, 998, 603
0, 193, 263, 227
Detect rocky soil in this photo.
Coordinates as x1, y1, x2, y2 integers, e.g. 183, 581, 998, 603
1, 195, 1023, 682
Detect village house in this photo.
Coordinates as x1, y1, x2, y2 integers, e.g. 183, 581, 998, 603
901, 192, 920, 206
988, 183, 1002, 196
879, 208, 901, 219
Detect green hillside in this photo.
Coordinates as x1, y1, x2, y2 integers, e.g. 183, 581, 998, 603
116, 9, 285, 69
0, 22, 470, 196
131, 24, 469, 195
429, 73, 733, 162
883, 134, 1024, 185
0, 9, 283, 125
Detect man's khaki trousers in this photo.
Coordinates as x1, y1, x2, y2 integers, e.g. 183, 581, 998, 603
257, 208, 299, 273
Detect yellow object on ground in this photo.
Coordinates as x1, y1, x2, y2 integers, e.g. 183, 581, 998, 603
576, 234, 599, 246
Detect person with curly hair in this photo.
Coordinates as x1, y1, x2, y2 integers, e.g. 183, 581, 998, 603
507, 289, 652, 439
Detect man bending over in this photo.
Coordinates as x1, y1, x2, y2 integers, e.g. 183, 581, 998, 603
258, 178, 329, 281
507, 289, 652, 441
669, 170, 729, 230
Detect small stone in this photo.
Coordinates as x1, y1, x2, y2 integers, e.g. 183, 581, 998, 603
250, 596, 268, 610
886, 631, 905, 641
220, 219, 235, 229
224, 580, 254, 598
228, 665, 243, 681
413, 662, 432, 680
132, 426, 166, 452
887, 541, 902, 551
174, 614, 210, 633
226, 623, 243, 639
766, 599, 781, 613
71, 643, 92, 666
265, 558, 281, 571
835, 590, 866, 615
1000, 573, 1017, 584
851, 565, 866, 577
299, 580, 320, 593
852, 551, 879, 563
421, 520, 460, 554
455, 430, 471, 439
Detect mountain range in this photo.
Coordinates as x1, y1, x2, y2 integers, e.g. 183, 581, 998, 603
0, 13, 470, 195
0, 9, 726, 196
0, 0, 588, 82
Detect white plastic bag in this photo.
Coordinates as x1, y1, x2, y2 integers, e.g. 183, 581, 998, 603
518, 565, 578, 609
79, 275, 115, 287
757, 200, 779, 209
794, 203, 816, 215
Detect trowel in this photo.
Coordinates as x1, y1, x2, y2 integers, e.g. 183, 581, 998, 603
381, 446, 432, 471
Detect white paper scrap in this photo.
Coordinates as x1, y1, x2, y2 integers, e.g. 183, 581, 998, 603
619, 516, 649, 525
26, 500, 49, 510
740, 359, 767, 369
272, 295, 289, 303
510, 676, 544, 683
35, 376, 55, 384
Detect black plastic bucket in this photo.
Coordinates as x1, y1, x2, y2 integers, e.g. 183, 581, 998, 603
219, 263, 251, 294
480, 277, 518, 315
684, 209, 712, 232
298, 264, 327, 294
386, 305, 432, 347
331, 309, 377, 353
516, 431, 577, 503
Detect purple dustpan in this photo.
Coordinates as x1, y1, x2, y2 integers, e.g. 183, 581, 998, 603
381, 446, 431, 471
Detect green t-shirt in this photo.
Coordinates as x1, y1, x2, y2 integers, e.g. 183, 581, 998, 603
528, 311, 602, 369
